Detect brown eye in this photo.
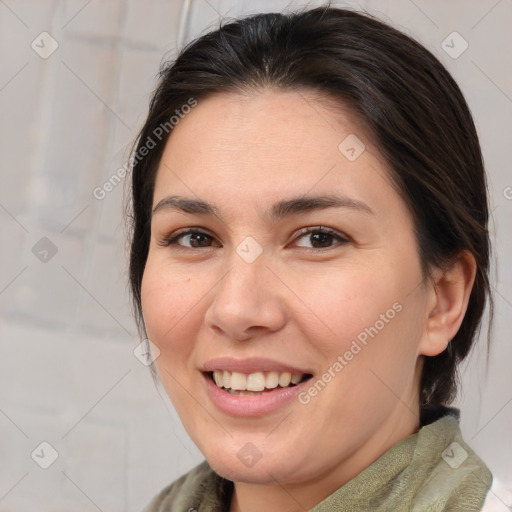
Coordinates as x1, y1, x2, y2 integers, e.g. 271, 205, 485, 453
294, 227, 349, 250
159, 229, 219, 249
180, 232, 214, 248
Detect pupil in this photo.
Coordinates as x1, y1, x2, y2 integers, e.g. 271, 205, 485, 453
191, 233, 210, 247
311, 232, 332, 248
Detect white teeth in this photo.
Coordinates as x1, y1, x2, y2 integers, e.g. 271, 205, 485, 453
247, 372, 266, 392
279, 372, 291, 387
291, 374, 302, 384
211, 370, 307, 391
266, 371, 279, 389
230, 371, 247, 391
213, 370, 223, 387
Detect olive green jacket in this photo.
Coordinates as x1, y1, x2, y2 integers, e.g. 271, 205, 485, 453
142, 406, 492, 512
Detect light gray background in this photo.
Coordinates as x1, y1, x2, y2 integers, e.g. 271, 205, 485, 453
0, 0, 511, 510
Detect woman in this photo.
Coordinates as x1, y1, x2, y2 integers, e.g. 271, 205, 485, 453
129, 5, 493, 511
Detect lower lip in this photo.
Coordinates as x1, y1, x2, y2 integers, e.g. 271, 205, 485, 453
202, 372, 312, 417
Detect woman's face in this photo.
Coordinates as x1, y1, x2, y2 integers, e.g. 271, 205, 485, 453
141, 90, 433, 488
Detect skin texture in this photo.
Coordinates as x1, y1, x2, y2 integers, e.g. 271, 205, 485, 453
141, 90, 476, 512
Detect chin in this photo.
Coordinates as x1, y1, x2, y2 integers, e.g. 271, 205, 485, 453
204, 447, 303, 485
211, 460, 284, 484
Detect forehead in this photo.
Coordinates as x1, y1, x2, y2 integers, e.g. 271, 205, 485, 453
162, 89, 369, 165
153, 89, 401, 219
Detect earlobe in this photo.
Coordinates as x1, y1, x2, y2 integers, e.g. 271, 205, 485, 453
419, 250, 477, 357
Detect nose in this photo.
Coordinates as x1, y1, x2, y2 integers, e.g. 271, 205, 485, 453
203, 251, 288, 342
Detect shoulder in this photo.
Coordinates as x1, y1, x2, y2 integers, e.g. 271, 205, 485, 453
412, 411, 493, 511
141, 460, 229, 512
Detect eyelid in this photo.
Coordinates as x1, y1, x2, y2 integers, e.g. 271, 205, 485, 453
292, 225, 350, 243
157, 227, 218, 248
158, 225, 350, 250
291, 226, 351, 251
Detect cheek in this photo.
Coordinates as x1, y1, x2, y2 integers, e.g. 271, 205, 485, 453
140, 259, 197, 360
296, 260, 424, 372
294, 265, 396, 344
141, 261, 206, 411
298, 270, 425, 429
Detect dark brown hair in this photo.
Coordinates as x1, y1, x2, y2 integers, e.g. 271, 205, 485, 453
128, 5, 492, 407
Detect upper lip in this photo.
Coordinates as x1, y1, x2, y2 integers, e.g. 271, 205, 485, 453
202, 357, 312, 375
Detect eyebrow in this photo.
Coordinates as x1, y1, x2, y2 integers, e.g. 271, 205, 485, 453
152, 193, 374, 219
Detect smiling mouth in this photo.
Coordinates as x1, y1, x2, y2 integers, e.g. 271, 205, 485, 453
206, 370, 313, 395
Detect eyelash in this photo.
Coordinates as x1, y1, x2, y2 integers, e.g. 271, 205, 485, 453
158, 226, 350, 252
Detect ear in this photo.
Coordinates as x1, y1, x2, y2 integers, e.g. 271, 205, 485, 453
419, 250, 477, 357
